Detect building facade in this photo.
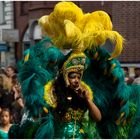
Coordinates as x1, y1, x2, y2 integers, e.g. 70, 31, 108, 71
0, 1, 16, 67
14, 1, 140, 75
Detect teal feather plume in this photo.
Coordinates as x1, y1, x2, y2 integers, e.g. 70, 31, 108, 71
17, 37, 65, 117
84, 46, 140, 138
35, 113, 54, 138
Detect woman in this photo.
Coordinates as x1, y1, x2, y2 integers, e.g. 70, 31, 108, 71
43, 52, 101, 138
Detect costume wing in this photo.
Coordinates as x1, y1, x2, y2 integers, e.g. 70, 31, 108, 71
83, 45, 140, 138
18, 37, 65, 117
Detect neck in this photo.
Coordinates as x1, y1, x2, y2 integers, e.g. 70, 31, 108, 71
2, 123, 10, 128
1, 124, 10, 132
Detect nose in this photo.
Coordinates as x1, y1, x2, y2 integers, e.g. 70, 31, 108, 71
74, 77, 79, 83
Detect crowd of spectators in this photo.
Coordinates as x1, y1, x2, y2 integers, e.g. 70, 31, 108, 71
122, 67, 140, 85
0, 66, 24, 138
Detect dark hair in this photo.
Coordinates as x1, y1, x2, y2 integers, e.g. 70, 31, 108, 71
0, 108, 13, 123
1, 108, 11, 116
7, 66, 17, 73
12, 75, 18, 85
122, 67, 128, 71
0, 68, 5, 74
134, 67, 140, 71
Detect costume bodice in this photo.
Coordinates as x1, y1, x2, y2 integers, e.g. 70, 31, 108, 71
43, 79, 94, 138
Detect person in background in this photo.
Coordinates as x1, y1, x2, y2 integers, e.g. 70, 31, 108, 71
5, 66, 16, 78
2, 66, 17, 92
133, 67, 140, 85
0, 75, 15, 112
0, 108, 12, 139
11, 75, 24, 124
0, 76, 4, 114
0, 66, 17, 114
122, 67, 134, 84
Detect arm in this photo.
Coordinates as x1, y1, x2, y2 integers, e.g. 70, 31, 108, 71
75, 85, 102, 122
86, 98, 102, 122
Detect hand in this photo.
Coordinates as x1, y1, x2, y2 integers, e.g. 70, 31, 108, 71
17, 98, 24, 108
74, 86, 90, 101
12, 86, 17, 93
15, 84, 21, 93
12, 86, 20, 99
0, 107, 1, 113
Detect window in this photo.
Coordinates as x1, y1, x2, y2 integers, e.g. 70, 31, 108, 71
0, 1, 5, 24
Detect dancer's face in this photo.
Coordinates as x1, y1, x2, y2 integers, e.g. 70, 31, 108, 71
68, 72, 81, 90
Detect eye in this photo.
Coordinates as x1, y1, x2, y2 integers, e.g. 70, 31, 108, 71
77, 76, 80, 79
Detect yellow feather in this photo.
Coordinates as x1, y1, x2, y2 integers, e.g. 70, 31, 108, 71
91, 11, 113, 30
44, 80, 57, 108
43, 107, 48, 114
53, 1, 83, 24
84, 30, 124, 59
64, 20, 83, 51
64, 20, 79, 38
107, 31, 125, 60
110, 63, 116, 71
38, 16, 54, 37
39, 1, 124, 57
24, 53, 30, 62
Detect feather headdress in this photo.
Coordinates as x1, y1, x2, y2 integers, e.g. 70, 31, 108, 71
39, 1, 124, 59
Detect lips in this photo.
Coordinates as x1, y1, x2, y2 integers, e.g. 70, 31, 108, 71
72, 83, 79, 88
